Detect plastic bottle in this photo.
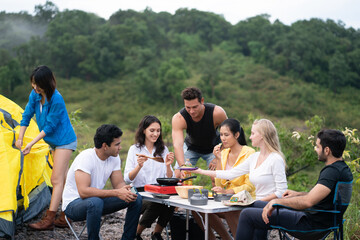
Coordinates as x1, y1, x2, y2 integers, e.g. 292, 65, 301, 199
183, 159, 193, 185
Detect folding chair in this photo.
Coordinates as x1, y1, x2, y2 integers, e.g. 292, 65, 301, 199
270, 181, 353, 240
65, 215, 107, 240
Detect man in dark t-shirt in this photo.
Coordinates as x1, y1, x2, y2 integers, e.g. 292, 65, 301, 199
172, 87, 227, 176
236, 129, 353, 240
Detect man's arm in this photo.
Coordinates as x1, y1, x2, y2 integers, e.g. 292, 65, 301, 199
208, 105, 228, 170
262, 184, 331, 224
282, 189, 308, 198
213, 105, 228, 127
110, 170, 127, 189
172, 113, 187, 167
75, 170, 136, 203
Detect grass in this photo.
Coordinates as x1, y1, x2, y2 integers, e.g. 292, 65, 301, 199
343, 184, 360, 240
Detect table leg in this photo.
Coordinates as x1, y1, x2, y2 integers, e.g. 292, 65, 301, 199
186, 210, 189, 240
204, 213, 208, 240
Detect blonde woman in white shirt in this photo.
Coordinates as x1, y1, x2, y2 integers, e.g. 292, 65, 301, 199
192, 119, 287, 202
124, 115, 174, 240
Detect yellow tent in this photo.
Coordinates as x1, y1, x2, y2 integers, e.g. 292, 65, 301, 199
0, 95, 53, 238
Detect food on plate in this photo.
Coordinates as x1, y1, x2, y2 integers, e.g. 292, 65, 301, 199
230, 190, 253, 204
222, 190, 255, 206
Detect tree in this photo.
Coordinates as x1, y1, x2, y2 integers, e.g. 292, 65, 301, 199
16, 36, 49, 74
248, 41, 268, 63
0, 57, 25, 96
231, 14, 274, 55
73, 35, 98, 80
172, 8, 231, 49
132, 68, 158, 103
158, 58, 189, 107
348, 49, 360, 88
329, 51, 350, 91
46, 10, 105, 78
198, 49, 225, 98
34, 1, 59, 23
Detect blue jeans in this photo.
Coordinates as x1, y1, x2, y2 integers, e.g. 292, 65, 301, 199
64, 194, 142, 240
236, 201, 312, 240
183, 143, 215, 167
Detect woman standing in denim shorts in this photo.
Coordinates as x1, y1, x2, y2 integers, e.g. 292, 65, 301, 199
15, 65, 77, 230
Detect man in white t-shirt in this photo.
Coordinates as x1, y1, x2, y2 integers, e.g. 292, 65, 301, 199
62, 124, 142, 240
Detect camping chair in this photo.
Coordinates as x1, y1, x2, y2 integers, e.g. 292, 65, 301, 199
270, 181, 353, 240
65, 215, 108, 240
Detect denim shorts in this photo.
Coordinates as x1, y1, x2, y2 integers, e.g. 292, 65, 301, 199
174, 143, 215, 169
49, 140, 77, 151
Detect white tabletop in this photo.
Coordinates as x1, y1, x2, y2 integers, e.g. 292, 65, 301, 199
139, 192, 242, 213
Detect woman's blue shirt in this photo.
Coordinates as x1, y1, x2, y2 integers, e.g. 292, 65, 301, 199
20, 89, 77, 146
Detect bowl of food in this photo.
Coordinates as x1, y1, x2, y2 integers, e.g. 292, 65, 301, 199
213, 192, 233, 202
175, 185, 203, 199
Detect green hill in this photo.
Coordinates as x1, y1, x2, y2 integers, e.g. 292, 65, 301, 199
1, 3, 359, 131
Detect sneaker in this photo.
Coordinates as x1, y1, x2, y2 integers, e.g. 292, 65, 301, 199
151, 232, 163, 240
135, 234, 143, 240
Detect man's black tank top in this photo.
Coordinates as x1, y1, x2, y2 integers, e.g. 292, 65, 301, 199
180, 103, 221, 154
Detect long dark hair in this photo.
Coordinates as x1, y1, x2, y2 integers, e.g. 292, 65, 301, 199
219, 118, 247, 145
30, 65, 56, 101
135, 115, 165, 157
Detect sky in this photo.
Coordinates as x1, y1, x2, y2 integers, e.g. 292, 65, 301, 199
1, 0, 360, 29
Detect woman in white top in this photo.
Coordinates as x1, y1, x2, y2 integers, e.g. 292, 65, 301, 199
192, 118, 287, 202
124, 115, 174, 240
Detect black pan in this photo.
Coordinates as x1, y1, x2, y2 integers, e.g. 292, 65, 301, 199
156, 176, 197, 186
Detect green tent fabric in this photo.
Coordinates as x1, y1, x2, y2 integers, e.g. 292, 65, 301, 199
0, 95, 53, 238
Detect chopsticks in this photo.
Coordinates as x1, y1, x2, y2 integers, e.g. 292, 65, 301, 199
136, 154, 164, 163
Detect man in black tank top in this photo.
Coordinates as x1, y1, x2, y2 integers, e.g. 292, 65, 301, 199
172, 87, 227, 176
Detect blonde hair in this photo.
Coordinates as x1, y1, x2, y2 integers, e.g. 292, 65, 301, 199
253, 119, 285, 161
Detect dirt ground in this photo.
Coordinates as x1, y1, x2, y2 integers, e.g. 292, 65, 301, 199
8, 209, 156, 240
7, 208, 281, 240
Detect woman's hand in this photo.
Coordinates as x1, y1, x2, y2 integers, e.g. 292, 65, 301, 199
165, 152, 174, 166
22, 142, 33, 155
137, 155, 148, 168
18, 130, 46, 155
212, 143, 222, 160
211, 186, 226, 194
15, 139, 23, 150
189, 168, 217, 178
191, 168, 202, 174
209, 143, 222, 170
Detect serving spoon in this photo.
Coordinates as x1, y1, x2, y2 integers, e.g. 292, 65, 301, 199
136, 154, 164, 163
